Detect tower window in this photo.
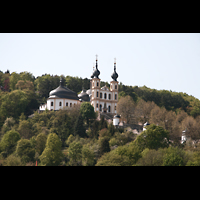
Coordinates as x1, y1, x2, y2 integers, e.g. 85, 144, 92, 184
97, 82, 99, 87
104, 93, 107, 99
109, 94, 111, 100
115, 94, 117, 100
97, 91, 99, 97
100, 104, 102, 111
51, 102, 53, 106
59, 102, 62, 106
115, 85, 117, 90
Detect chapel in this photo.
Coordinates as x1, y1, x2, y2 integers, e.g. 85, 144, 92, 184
39, 55, 119, 115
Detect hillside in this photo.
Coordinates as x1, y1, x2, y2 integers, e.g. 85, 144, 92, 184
1, 70, 200, 166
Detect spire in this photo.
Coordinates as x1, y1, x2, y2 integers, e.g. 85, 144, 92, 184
91, 54, 100, 79
95, 54, 98, 69
111, 57, 118, 81
60, 76, 64, 86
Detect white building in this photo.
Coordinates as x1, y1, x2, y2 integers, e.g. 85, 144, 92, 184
39, 78, 80, 111
39, 55, 119, 114
88, 56, 119, 114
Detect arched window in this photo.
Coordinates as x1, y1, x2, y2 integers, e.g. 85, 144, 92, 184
100, 104, 102, 111
109, 94, 111, 100
115, 94, 117, 100
108, 106, 111, 112
104, 93, 107, 99
59, 102, 62, 106
115, 84, 117, 90
100, 92, 102, 98
97, 91, 99, 97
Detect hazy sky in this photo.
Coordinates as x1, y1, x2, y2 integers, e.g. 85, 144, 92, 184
0, 33, 200, 99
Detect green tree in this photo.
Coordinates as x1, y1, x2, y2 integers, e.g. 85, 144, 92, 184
82, 144, 95, 166
1, 117, 16, 135
35, 133, 47, 155
68, 141, 83, 166
73, 113, 86, 137
80, 102, 96, 125
0, 90, 29, 123
162, 147, 185, 166
96, 150, 132, 166
18, 120, 33, 139
0, 130, 20, 156
16, 138, 35, 164
135, 148, 165, 166
99, 136, 110, 156
134, 124, 169, 151
3, 154, 22, 166
39, 133, 63, 166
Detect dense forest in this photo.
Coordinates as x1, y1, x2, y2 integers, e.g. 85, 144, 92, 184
1, 70, 200, 166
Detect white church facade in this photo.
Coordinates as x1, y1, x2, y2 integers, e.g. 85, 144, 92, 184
39, 55, 119, 115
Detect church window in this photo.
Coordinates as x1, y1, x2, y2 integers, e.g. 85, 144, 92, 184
100, 104, 102, 111
51, 102, 53, 106
109, 94, 111, 100
104, 93, 107, 99
115, 94, 117, 100
115, 85, 117, 90
59, 102, 62, 106
97, 91, 99, 97
100, 92, 102, 98
108, 106, 111, 112
97, 82, 99, 87
66, 102, 68, 107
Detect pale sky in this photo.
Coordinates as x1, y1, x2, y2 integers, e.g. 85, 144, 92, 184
0, 33, 200, 99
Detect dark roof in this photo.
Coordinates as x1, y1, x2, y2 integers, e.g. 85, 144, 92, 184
111, 62, 118, 81
48, 78, 79, 100
78, 89, 90, 102
91, 59, 100, 79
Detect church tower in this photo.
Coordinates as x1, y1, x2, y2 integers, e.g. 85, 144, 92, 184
110, 58, 119, 113
90, 55, 101, 112
90, 56, 119, 115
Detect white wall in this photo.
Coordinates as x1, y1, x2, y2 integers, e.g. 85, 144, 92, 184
46, 98, 79, 111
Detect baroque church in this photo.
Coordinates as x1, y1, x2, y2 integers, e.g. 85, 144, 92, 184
39, 55, 119, 115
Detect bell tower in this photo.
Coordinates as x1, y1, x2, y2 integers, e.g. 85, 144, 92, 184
91, 55, 101, 112
110, 58, 119, 113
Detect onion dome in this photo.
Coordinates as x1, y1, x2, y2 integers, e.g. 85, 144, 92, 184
143, 122, 150, 127
91, 55, 100, 79
111, 58, 118, 81
78, 88, 90, 102
48, 77, 79, 100
114, 114, 121, 119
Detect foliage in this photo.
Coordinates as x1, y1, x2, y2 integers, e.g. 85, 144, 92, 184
80, 102, 96, 125
134, 124, 169, 150
39, 133, 63, 166
117, 95, 136, 124
3, 154, 22, 166
68, 141, 83, 166
15, 138, 35, 164
0, 130, 20, 156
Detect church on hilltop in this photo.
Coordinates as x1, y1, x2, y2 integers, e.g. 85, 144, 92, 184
39, 55, 119, 115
